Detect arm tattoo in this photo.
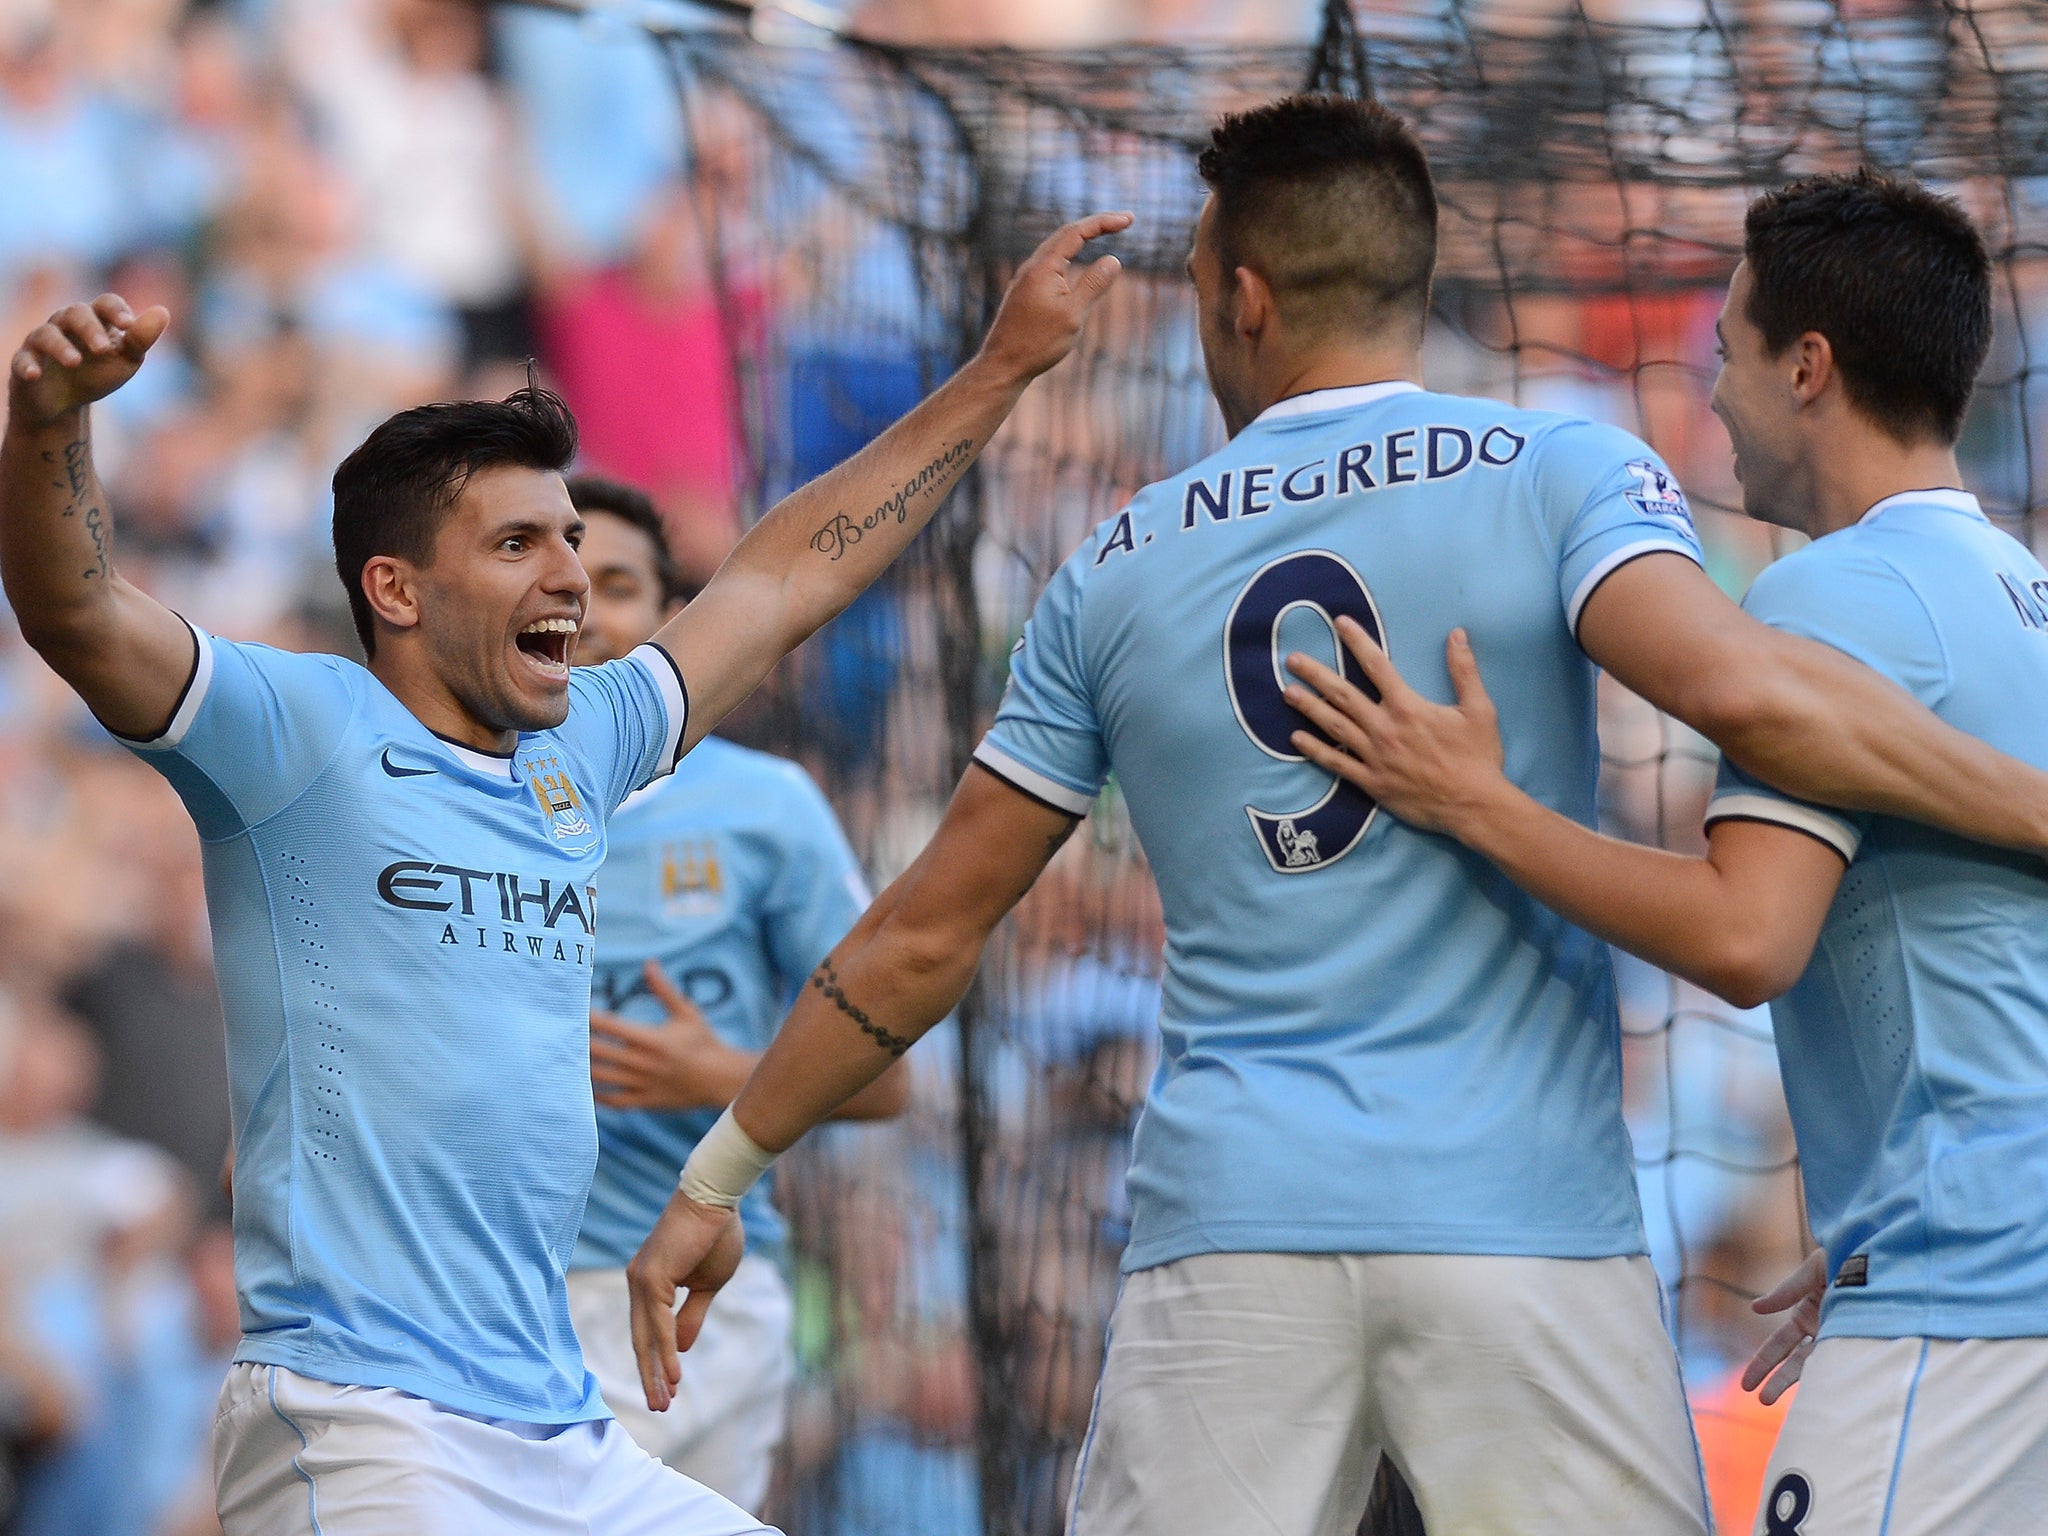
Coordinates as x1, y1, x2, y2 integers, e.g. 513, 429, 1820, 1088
810, 439, 974, 561
811, 960, 912, 1057
49, 435, 108, 578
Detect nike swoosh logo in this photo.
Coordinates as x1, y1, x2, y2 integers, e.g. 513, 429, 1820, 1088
380, 748, 437, 779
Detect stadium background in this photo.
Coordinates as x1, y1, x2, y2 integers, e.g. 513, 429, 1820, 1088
0, 1, 2042, 1533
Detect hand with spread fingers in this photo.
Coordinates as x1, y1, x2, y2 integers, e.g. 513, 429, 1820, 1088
974, 210, 1133, 385
1741, 1246, 1827, 1405
1281, 619, 1512, 839
590, 961, 751, 1112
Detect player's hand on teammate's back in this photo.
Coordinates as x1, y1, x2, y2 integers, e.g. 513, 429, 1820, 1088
972, 211, 1133, 384
1741, 1245, 1826, 1405
626, 1188, 745, 1412
8, 295, 169, 425
590, 961, 750, 1112
1282, 622, 1511, 838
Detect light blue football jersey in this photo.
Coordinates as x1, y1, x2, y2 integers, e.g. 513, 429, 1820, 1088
1704, 489, 2048, 1340
123, 625, 687, 1422
977, 381, 1703, 1271
573, 738, 868, 1273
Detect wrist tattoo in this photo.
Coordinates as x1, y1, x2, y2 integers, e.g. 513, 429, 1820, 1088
811, 960, 911, 1057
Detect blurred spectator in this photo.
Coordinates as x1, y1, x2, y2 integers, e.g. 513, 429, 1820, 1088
539, 181, 754, 582
0, 993, 192, 1536
281, 0, 527, 368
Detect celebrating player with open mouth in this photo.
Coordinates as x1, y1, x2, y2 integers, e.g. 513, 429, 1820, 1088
0, 211, 1127, 1536
630, 98, 2048, 1536
1287, 172, 2048, 1536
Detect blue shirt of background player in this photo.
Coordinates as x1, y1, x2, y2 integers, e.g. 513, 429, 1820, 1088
122, 625, 686, 1423
574, 738, 868, 1274
976, 380, 1704, 1272
1705, 489, 2048, 1341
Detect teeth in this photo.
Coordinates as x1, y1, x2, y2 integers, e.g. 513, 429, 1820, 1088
521, 618, 578, 634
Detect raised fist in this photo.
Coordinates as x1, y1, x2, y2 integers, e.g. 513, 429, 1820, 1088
8, 294, 169, 429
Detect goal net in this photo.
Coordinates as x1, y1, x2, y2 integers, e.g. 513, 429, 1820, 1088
614, 2, 2048, 1529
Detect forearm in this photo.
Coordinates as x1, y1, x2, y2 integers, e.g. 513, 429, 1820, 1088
731, 913, 982, 1152
0, 406, 118, 646
1707, 635, 2048, 852
1452, 785, 1756, 1000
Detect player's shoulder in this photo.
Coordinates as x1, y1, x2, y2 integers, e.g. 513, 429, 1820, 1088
206, 634, 369, 710
646, 737, 831, 821
1742, 526, 1917, 623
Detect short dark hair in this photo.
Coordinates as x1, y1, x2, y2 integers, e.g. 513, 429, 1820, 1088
565, 474, 695, 605
331, 385, 579, 655
1196, 94, 1437, 337
1744, 170, 1991, 445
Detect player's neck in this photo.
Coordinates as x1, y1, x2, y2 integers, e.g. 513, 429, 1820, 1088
369, 652, 519, 754
1254, 340, 1424, 417
1801, 431, 1965, 541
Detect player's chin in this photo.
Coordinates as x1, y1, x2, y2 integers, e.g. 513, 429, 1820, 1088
503, 649, 574, 729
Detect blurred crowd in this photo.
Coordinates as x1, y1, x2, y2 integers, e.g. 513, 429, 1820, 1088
1, 0, 2038, 1533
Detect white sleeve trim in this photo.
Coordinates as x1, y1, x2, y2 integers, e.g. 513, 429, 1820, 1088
972, 739, 1096, 816
629, 643, 689, 773
1566, 540, 1702, 639
115, 621, 214, 751
1705, 791, 1863, 862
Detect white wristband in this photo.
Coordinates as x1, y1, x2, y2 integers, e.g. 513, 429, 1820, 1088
679, 1107, 778, 1210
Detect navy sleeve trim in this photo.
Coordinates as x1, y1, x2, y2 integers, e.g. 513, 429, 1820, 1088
112, 619, 213, 749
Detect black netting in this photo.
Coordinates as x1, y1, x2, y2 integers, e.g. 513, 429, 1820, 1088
565, 3, 2048, 1530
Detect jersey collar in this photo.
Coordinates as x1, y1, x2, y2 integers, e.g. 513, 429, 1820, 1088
1858, 487, 1982, 525
432, 732, 519, 779
1253, 380, 1424, 425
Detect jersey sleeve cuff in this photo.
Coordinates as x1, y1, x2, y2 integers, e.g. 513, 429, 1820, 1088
972, 739, 1097, 816
112, 619, 214, 751
1704, 790, 1862, 862
631, 642, 689, 772
1566, 541, 1702, 640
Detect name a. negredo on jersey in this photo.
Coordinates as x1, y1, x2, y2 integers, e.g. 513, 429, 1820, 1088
1093, 424, 1531, 568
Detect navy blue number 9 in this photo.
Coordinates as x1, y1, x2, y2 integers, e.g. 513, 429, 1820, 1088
1223, 550, 1385, 873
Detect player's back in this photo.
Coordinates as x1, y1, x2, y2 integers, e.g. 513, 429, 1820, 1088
1718, 490, 2048, 1338
978, 382, 1702, 1270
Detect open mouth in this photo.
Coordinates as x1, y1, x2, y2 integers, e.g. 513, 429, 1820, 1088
515, 617, 578, 680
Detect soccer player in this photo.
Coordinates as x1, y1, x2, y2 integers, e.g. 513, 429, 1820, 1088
563, 472, 904, 1511
626, 101, 2048, 1536
0, 211, 1128, 1535
1284, 173, 2048, 1536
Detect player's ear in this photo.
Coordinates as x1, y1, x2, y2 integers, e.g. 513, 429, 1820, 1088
1232, 264, 1274, 342
1788, 329, 1834, 408
361, 555, 423, 636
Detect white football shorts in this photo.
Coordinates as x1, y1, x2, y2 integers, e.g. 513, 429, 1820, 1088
567, 1253, 794, 1513
1752, 1334, 2048, 1535
213, 1362, 776, 1536
1067, 1250, 1710, 1536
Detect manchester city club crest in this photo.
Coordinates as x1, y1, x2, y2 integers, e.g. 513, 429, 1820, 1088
660, 838, 726, 918
521, 752, 596, 850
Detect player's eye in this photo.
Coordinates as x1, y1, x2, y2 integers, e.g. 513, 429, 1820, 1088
501, 536, 527, 553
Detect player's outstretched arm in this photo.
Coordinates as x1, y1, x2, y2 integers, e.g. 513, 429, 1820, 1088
1285, 625, 1846, 1008
650, 212, 1131, 755
2, 296, 195, 738
625, 766, 1077, 1409
1579, 553, 2048, 853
